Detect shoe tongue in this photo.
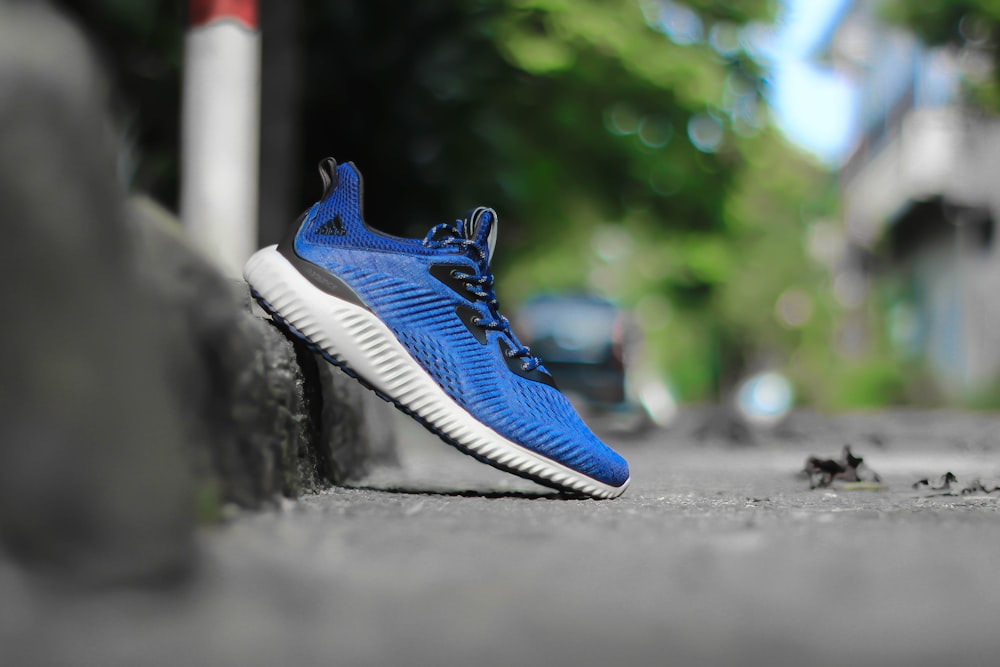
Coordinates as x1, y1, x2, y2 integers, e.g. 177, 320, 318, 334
461, 206, 499, 265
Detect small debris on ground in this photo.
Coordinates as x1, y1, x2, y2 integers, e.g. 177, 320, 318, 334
960, 479, 1000, 495
912, 472, 957, 492
912, 472, 1000, 496
801, 445, 883, 490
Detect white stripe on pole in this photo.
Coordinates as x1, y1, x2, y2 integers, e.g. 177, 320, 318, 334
180, 1, 260, 278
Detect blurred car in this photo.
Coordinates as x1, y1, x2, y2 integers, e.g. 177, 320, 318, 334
515, 293, 675, 433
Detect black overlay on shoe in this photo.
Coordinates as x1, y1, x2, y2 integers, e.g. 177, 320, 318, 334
429, 263, 478, 303
275, 235, 371, 311
433, 262, 552, 381
456, 305, 488, 344
499, 339, 557, 388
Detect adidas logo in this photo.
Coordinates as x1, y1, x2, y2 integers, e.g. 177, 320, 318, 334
316, 214, 346, 236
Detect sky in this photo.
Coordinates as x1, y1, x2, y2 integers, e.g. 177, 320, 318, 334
765, 0, 856, 164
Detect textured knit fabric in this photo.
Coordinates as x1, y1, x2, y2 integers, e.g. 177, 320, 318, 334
292, 162, 629, 487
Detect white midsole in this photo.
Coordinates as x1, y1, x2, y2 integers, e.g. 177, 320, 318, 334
243, 245, 628, 499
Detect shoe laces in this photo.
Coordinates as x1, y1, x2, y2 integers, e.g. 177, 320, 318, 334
422, 218, 542, 372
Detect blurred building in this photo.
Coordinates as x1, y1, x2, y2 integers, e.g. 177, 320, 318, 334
821, 0, 1000, 398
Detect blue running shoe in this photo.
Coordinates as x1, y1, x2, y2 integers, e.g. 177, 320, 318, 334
244, 159, 630, 498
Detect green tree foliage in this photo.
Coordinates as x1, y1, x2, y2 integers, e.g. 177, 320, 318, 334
297, 0, 776, 238
60, 0, 840, 402
480, 0, 838, 400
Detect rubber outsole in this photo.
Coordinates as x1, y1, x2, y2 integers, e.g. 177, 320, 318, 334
243, 246, 629, 499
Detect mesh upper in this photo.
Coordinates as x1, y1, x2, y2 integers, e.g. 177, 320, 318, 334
291, 162, 629, 487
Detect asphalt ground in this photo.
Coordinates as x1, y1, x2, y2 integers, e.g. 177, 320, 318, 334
4, 408, 1000, 667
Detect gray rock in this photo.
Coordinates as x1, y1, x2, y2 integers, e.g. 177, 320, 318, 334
0, 1, 398, 586
0, 4, 196, 584
127, 197, 313, 507
314, 361, 399, 484
362, 386, 401, 467
128, 196, 397, 501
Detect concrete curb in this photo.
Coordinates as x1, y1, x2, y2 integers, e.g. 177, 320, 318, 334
129, 195, 400, 511
0, 3, 395, 586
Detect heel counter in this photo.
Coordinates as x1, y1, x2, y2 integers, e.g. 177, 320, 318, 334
279, 157, 341, 258
276, 208, 308, 259
279, 157, 341, 257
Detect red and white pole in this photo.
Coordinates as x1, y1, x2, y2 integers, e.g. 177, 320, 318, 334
180, 0, 260, 277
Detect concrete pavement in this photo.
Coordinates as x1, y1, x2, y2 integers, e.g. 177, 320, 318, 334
3, 408, 1000, 667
